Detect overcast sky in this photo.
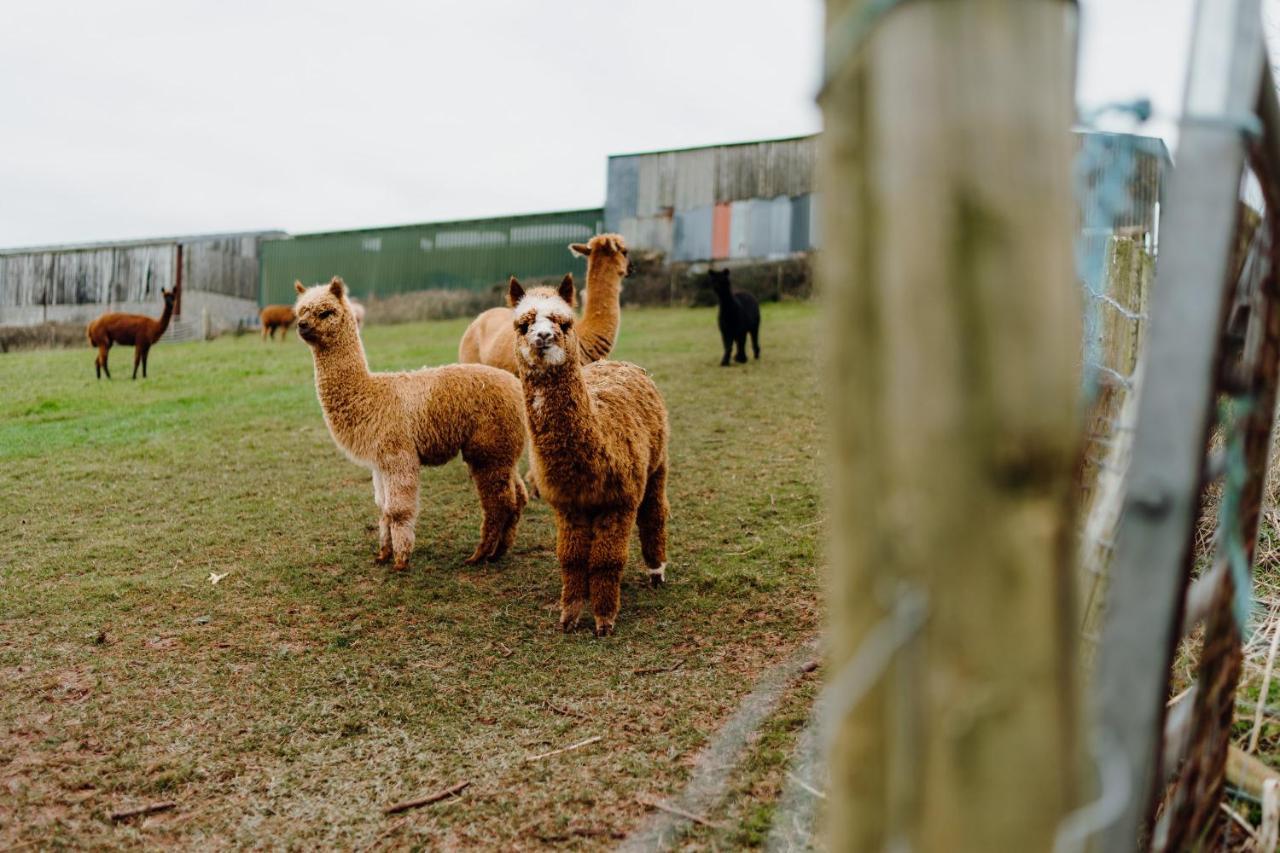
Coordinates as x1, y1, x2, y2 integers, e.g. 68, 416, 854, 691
1, 1, 1275, 249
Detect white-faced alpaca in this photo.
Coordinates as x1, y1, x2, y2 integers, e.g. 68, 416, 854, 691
509, 274, 669, 637
294, 277, 528, 570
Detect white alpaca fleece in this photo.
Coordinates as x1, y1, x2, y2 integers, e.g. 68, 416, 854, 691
514, 292, 573, 367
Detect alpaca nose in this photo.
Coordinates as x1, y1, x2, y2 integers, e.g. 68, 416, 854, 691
533, 329, 553, 346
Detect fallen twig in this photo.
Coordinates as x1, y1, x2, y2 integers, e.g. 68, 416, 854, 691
497, 642, 515, 658
525, 735, 602, 762
110, 801, 176, 821
1219, 801, 1259, 843
1249, 613, 1280, 753
635, 794, 725, 828
545, 700, 585, 719
633, 658, 686, 676
383, 781, 470, 815
786, 771, 827, 800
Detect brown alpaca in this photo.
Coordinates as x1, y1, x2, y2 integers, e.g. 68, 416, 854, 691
260, 304, 295, 341
294, 278, 528, 570
509, 274, 669, 637
86, 288, 176, 380
457, 233, 630, 374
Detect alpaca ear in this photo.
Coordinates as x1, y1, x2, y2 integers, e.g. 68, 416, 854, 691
558, 274, 576, 306
294, 281, 306, 295
329, 277, 345, 298
507, 276, 525, 307
568, 243, 590, 257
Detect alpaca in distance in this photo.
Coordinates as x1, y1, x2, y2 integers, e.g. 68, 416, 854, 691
708, 268, 760, 366
259, 304, 295, 341
86, 288, 177, 379
509, 273, 669, 637
458, 233, 630, 375
294, 277, 528, 570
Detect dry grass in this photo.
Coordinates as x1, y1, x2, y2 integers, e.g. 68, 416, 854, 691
361, 288, 501, 325
0, 303, 821, 848
0, 321, 86, 353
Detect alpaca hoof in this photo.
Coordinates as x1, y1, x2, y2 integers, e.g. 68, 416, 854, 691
648, 563, 667, 587
391, 558, 410, 572
735, 355, 747, 364
375, 547, 393, 565
559, 611, 581, 633
720, 361, 731, 367
593, 620, 615, 638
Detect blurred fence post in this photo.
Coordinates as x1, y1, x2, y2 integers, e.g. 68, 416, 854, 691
819, 1, 1082, 849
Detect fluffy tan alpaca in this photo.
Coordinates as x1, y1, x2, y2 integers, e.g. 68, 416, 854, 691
457, 233, 630, 374
509, 273, 669, 637
294, 277, 528, 570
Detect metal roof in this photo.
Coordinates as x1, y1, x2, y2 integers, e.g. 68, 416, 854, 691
607, 134, 819, 160
272, 208, 605, 242
0, 229, 287, 256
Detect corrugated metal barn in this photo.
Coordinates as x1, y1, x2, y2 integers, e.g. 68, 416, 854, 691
605, 135, 819, 263
259, 209, 603, 306
0, 231, 283, 337
606, 131, 1170, 264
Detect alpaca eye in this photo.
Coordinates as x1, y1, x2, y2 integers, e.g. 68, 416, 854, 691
318, 309, 334, 319
559, 320, 572, 332
517, 322, 529, 334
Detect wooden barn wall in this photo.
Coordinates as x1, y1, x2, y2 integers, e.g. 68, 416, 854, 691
0, 237, 264, 311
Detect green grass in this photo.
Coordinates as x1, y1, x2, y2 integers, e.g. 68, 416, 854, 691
0, 303, 821, 848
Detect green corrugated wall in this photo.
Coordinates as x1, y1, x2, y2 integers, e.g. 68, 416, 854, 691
259, 208, 604, 306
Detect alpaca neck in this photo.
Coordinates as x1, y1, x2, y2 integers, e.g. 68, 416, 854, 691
310, 331, 375, 423
714, 288, 737, 312
524, 361, 603, 468
577, 259, 622, 361
154, 301, 174, 336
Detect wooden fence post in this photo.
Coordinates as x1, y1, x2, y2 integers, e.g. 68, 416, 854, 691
819, 1, 1082, 849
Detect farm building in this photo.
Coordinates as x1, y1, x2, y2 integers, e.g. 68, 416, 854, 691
0, 231, 283, 338
605, 135, 820, 262
605, 131, 1169, 264
258, 209, 603, 307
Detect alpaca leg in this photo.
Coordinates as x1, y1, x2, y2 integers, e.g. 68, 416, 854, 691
588, 510, 635, 637
99, 345, 111, 379
750, 326, 760, 360
132, 346, 142, 380
464, 464, 521, 564
382, 461, 420, 571
372, 471, 392, 564
720, 333, 733, 367
141, 345, 149, 378
556, 514, 592, 632
262, 324, 269, 341
734, 334, 748, 363
637, 463, 669, 586
496, 471, 529, 558
281, 323, 291, 341
94, 348, 102, 380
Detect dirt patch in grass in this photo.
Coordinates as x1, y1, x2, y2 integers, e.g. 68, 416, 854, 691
0, 303, 821, 848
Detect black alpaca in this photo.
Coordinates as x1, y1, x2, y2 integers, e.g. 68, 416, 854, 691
709, 269, 760, 366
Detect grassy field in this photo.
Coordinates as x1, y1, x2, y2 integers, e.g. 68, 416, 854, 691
0, 303, 822, 849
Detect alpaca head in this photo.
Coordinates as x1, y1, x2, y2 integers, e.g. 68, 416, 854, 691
161, 288, 176, 309
708, 268, 731, 296
294, 277, 357, 348
569, 233, 631, 279
508, 275, 578, 370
